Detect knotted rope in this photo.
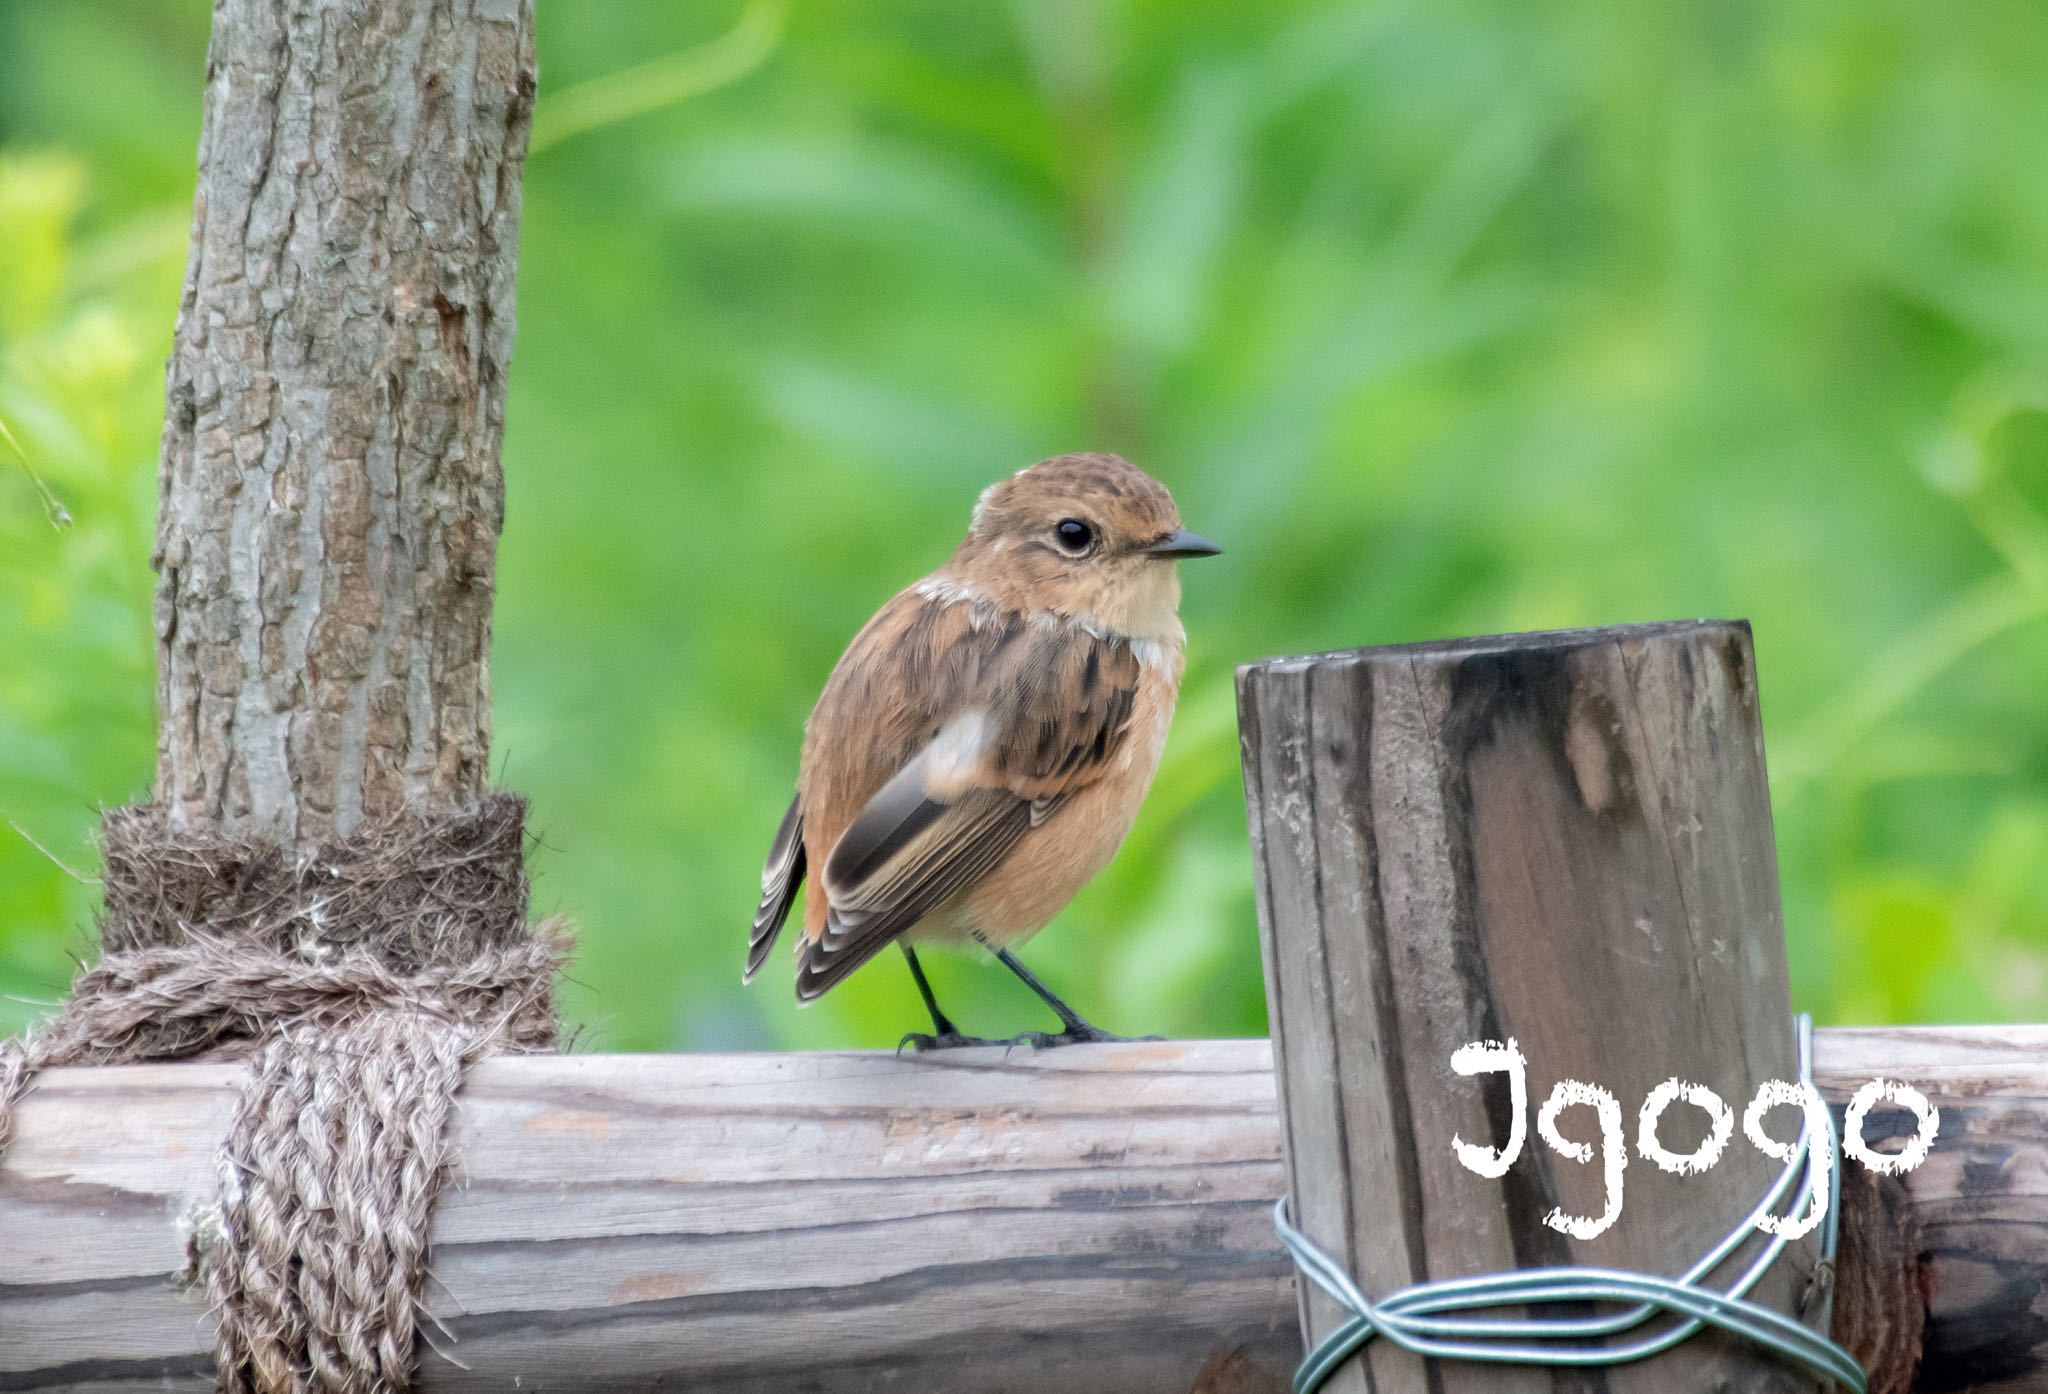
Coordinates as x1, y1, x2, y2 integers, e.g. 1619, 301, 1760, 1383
0, 793, 569, 1394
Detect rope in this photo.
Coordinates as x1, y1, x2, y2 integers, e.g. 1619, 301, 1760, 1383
1277, 1015, 1866, 1393
0, 794, 568, 1394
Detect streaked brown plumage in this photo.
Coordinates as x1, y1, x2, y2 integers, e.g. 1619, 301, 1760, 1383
746, 452, 1219, 1046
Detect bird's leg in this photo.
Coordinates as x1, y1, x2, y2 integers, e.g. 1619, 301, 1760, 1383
896, 946, 1006, 1052
992, 947, 1159, 1049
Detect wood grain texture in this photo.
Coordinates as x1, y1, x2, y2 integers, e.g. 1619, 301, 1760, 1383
0, 1033, 2042, 1392
152, 0, 535, 841
1239, 622, 1818, 1393
1822, 1027, 2048, 1394
0, 1042, 1295, 1393
1832, 1145, 1926, 1394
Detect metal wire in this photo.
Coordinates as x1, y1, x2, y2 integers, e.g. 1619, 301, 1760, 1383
1276, 1015, 1866, 1393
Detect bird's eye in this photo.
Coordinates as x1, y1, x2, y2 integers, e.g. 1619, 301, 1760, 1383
1053, 518, 1095, 553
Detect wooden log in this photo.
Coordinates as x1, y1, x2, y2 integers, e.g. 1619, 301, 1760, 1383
0, 1031, 2044, 1391
1820, 1027, 2048, 1394
0, 1041, 1296, 1393
1238, 622, 1817, 1393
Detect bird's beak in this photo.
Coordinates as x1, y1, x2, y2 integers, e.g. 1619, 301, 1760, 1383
1143, 528, 1223, 559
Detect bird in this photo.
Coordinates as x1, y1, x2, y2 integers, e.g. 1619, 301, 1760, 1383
745, 452, 1220, 1049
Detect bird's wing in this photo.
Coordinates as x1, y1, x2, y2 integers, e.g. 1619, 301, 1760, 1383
746, 794, 807, 981
794, 615, 1142, 1001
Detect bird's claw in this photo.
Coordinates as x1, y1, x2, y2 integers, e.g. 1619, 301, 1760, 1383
897, 1028, 1010, 1054
1004, 1025, 1162, 1050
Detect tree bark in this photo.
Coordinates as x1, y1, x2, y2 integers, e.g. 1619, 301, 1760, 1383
152, 0, 536, 841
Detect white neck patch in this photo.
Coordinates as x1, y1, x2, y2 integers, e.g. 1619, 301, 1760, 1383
914, 576, 991, 608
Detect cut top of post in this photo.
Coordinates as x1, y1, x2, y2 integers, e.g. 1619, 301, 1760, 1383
1240, 617, 1757, 669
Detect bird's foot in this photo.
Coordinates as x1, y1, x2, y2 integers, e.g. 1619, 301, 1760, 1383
1005, 1024, 1163, 1050
898, 1028, 1011, 1054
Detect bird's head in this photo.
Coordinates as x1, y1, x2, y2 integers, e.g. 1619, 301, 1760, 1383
948, 453, 1220, 641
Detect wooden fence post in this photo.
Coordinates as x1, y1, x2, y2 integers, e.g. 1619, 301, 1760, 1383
1238, 621, 1823, 1393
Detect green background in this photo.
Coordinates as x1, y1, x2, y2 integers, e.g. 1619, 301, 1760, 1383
3, 1, 2046, 1051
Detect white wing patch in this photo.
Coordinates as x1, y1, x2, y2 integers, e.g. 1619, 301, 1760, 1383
924, 708, 992, 795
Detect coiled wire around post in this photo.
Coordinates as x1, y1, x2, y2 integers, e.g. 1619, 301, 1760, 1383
1275, 1015, 1866, 1393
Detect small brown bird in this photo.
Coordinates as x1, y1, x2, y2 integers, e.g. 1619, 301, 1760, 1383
747, 453, 1220, 1048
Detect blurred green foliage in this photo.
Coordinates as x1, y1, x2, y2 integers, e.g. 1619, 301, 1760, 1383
3, 0, 2047, 1051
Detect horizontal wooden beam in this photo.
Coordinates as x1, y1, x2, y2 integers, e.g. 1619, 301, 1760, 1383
1, 1040, 1295, 1394
2, 1030, 2043, 1393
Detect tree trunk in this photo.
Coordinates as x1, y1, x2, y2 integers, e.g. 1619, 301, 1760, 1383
152, 0, 536, 842
0, 8, 545, 1386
